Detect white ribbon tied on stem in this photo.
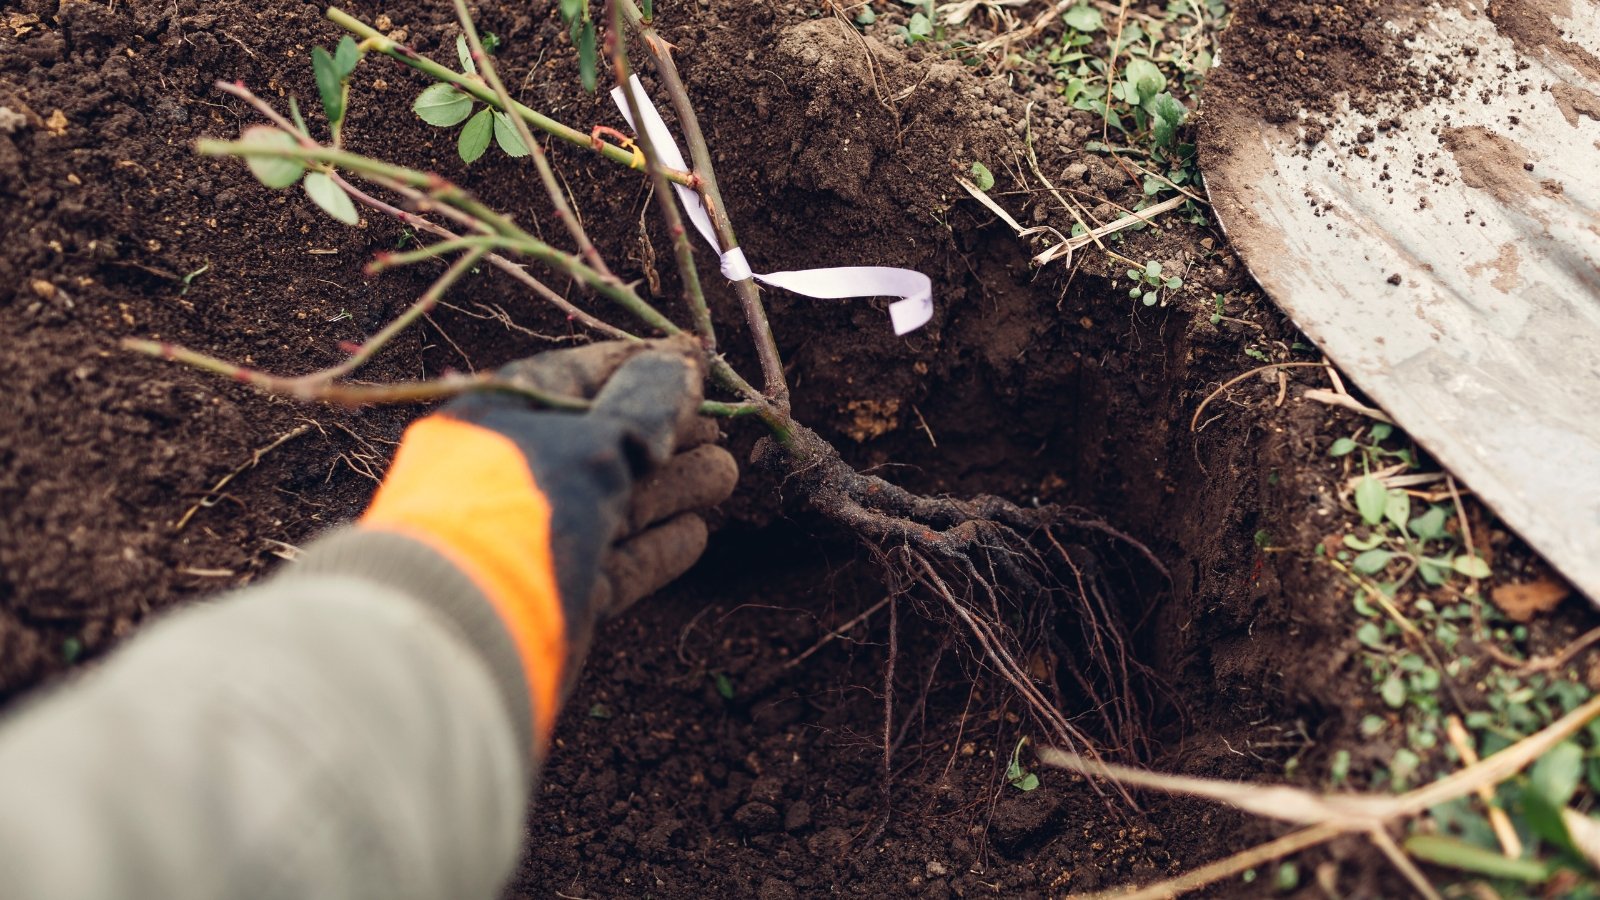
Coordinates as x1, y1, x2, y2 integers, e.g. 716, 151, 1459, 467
610, 75, 934, 336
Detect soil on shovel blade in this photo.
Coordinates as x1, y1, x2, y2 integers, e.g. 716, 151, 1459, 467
0, 0, 1492, 896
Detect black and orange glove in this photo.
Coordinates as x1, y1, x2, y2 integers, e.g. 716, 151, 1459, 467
359, 337, 737, 747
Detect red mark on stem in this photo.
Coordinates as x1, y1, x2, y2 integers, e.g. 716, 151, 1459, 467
160, 342, 177, 360
233, 369, 254, 383
339, 341, 363, 355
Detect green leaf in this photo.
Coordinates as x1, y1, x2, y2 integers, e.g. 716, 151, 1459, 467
238, 126, 305, 188
1165, 276, 1182, 290
288, 97, 309, 137
1404, 835, 1550, 883
1409, 506, 1448, 541
1370, 422, 1394, 441
458, 108, 494, 163
1144, 259, 1162, 277
713, 672, 735, 700
1344, 532, 1385, 551
578, 18, 598, 92
970, 161, 995, 191
1384, 490, 1411, 531
1122, 58, 1165, 105
1532, 741, 1585, 808
1452, 554, 1491, 579
1356, 621, 1385, 650
855, 7, 877, 25
303, 171, 358, 224
1147, 91, 1186, 148
1380, 673, 1406, 708
1063, 3, 1101, 31
311, 46, 344, 127
1521, 786, 1577, 854
457, 34, 477, 75
413, 83, 474, 126
1013, 772, 1040, 791
1352, 549, 1394, 574
1355, 475, 1387, 525
560, 0, 584, 22
492, 112, 530, 157
334, 35, 360, 78
1329, 437, 1358, 457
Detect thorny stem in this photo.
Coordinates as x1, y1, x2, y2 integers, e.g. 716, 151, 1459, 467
324, 6, 696, 185
337, 248, 488, 379
319, 161, 632, 339
617, 0, 790, 412
451, 0, 615, 281
199, 138, 681, 336
124, 337, 749, 417
605, 0, 716, 353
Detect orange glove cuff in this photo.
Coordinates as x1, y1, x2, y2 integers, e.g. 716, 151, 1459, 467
361, 416, 567, 744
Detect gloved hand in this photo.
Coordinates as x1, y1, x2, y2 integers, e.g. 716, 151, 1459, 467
358, 336, 738, 745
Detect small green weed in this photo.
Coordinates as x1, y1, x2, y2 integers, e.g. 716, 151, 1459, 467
1006, 736, 1041, 791
1126, 258, 1182, 306
1329, 423, 1488, 588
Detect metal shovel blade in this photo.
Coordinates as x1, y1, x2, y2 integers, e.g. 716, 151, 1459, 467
1202, 1, 1600, 601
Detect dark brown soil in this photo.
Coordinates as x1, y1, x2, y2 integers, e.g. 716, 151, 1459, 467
0, 0, 1547, 896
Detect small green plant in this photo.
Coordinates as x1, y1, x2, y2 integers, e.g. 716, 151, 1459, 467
1006, 737, 1041, 791
180, 263, 210, 296
1329, 423, 1487, 587
1040, 0, 1216, 190
899, 0, 936, 43
411, 36, 532, 163
1126, 259, 1181, 306
238, 35, 364, 224
969, 160, 994, 191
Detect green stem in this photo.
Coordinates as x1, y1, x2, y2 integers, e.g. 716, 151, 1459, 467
453, 0, 615, 280
337, 248, 488, 379
325, 6, 694, 186
606, 1, 714, 353
370, 235, 529, 271
617, 0, 789, 411
203, 138, 680, 335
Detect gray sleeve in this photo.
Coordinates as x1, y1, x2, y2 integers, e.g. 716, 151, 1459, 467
0, 529, 538, 900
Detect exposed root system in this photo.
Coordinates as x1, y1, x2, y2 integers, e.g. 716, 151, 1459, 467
760, 424, 1171, 772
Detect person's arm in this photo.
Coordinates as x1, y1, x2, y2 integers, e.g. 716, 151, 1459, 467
0, 340, 736, 900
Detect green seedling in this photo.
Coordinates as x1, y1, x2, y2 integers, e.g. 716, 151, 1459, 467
899, 0, 936, 43
239, 37, 365, 224
1126, 259, 1182, 306
969, 160, 994, 191
412, 36, 532, 163
1329, 423, 1488, 587
180, 263, 210, 296
1036, 0, 1213, 198
713, 671, 735, 701
1006, 737, 1041, 791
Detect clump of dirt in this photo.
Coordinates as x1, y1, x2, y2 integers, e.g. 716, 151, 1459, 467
0, 0, 1399, 895
1202, 0, 1465, 142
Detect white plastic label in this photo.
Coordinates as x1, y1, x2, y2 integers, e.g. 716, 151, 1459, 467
610, 76, 934, 335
